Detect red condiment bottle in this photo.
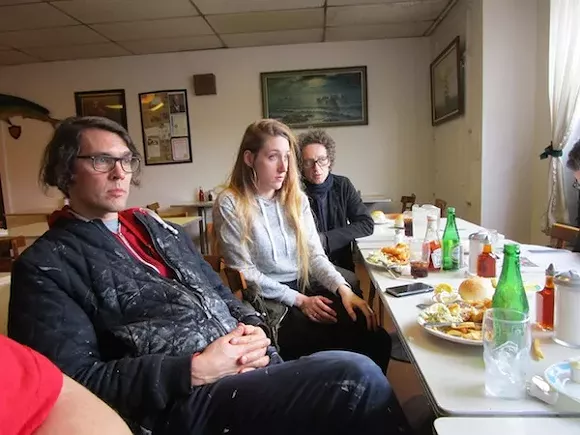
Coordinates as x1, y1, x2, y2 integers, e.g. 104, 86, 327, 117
477, 236, 496, 278
536, 263, 555, 331
198, 186, 205, 202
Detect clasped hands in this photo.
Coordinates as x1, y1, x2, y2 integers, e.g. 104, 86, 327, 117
190, 323, 270, 386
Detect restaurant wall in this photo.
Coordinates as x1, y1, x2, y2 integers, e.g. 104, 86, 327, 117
430, 0, 483, 225
0, 38, 433, 213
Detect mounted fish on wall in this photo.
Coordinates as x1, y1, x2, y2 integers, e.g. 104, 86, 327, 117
0, 93, 60, 140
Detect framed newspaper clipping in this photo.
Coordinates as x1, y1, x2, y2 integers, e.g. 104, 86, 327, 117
138, 89, 192, 166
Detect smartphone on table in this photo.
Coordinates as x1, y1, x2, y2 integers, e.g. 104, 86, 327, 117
385, 282, 434, 297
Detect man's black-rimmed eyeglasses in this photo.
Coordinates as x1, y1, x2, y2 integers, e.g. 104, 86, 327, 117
76, 155, 140, 173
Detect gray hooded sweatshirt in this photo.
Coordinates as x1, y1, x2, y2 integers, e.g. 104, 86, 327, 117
214, 191, 347, 307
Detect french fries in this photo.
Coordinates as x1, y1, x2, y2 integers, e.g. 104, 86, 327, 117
431, 300, 489, 341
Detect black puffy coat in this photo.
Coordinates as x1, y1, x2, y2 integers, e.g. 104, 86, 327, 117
8, 210, 265, 430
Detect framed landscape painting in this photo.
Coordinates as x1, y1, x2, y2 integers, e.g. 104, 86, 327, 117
261, 66, 368, 129
430, 36, 463, 126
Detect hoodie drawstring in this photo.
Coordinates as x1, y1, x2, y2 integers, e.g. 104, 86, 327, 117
258, 199, 278, 262
275, 201, 290, 254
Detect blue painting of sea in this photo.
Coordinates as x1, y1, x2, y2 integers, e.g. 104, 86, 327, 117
265, 72, 365, 126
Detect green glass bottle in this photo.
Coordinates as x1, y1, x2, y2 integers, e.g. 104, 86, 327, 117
492, 244, 529, 314
442, 207, 461, 270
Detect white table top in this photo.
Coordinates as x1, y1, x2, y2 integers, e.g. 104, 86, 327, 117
361, 196, 392, 203
434, 417, 580, 434
164, 216, 202, 226
2, 222, 48, 238
359, 220, 580, 417
171, 201, 214, 208
356, 217, 480, 248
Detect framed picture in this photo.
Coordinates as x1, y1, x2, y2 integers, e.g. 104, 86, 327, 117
74, 89, 128, 129
261, 66, 368, 128
138, 89, 192, 166
430, 36, 463, 126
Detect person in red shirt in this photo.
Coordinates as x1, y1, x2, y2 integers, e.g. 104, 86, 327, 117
0, 334, 131, 435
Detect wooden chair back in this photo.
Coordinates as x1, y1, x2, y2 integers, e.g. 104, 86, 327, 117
206, 222, 245, 300
203, 255, 222, 273
400, 193, 416, 212
435, 198, 447, 216
550, 223, 579, 249
0, 235, 26, 272
146, 202, 160, 212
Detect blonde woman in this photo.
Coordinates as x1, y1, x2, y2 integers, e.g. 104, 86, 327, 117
214, 119, 392, 371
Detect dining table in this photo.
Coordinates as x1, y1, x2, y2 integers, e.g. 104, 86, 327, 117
434, 417, 580, 434
357, 217, 580, 418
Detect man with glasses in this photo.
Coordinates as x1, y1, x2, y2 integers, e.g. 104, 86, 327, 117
8, 116, 401, 435
297, 129, 373, 290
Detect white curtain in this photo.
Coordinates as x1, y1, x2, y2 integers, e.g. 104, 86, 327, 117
541, 0, 580, 233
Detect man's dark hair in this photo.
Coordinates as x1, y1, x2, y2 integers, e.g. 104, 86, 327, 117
39, 116, 142, 197
567, 139, 580, 172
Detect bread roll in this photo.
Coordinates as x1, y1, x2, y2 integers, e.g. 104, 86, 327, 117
459, 276, 493, 301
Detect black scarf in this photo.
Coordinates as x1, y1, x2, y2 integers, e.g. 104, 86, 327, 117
304, 173, 334, 232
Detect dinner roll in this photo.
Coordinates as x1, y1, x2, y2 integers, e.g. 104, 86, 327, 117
458, 276, 493, 301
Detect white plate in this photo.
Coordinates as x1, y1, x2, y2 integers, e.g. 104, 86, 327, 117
417, 317, 482, 346
364, 252, 406, 272
544, 361, 580, 404
373, 221, 394, 226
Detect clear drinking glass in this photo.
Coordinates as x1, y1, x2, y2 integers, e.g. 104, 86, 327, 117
410, 238, 429, 278
483, 308, 531, 399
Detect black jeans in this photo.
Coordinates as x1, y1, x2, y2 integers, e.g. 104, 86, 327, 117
277, 281, 392, 371
158, 351, 412, 435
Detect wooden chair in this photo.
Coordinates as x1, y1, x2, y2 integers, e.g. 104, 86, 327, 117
203, 255, 222, 273
146, 202, 187, 218
435, 198, 447, 217
205, 222, 245, 300
0, 236, 25, 272
550, 223, 579, 249
400, 193, 416, 212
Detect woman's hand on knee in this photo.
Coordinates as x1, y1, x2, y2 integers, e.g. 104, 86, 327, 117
295, 294, 337, 324
337, 285, 378, 331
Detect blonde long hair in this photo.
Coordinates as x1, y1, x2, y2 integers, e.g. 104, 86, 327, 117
223, 119, 310, 289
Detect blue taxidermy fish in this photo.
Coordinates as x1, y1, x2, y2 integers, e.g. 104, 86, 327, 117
0, 93, 60, 139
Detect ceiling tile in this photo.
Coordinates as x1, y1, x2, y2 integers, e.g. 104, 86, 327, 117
327, 0, 409, 5
0, 3, 77, 31
326, 21, 431, 41
49, 0, 198, 24
119, 35, 223, 54
0, 0, 43, 5
208, 9, 324, 34
22, 42, 130, 61
327, 1, 447, 26
91, 17, 213, 42
222, 28, 322, 48
0, 49, 39, 65
0, 26, 108, 48
194, 0, 323, 15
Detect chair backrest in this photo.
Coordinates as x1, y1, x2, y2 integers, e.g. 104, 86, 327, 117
203, 255, 222, 273
205, 222, 220, 255
206, 222, 245, 299
146, 202, 160, 212
550, 223, 579, 249
0, 235, 26, 272
401, 193, 416, 212
434, 198, 447, 216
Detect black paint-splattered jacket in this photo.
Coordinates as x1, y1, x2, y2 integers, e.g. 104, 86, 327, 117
7, 210, 266, 430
